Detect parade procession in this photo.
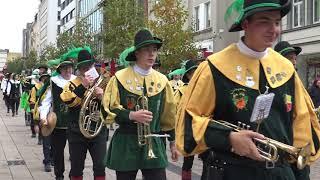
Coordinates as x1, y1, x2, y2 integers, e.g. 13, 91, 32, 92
1, 0, 320, 180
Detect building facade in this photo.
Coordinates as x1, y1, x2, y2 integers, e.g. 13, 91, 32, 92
60, 0, 77, 34
30, 14, 41, 56
0, 49, 9, 71
189, 0, 239, 53
78, 0, 104, 55
22, 23, 33, 57
281, 0, 320, 88
38, 0, 59, 53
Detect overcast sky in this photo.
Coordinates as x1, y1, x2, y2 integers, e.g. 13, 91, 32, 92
0, 0, 39, 53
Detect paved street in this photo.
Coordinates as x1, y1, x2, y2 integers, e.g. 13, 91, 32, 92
0, 95, 320, 180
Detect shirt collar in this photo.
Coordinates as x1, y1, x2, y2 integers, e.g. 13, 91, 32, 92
133, 64, 152, 76
236, 38, 268, 59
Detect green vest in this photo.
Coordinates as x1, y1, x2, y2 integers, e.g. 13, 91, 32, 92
105, 79, 168, 171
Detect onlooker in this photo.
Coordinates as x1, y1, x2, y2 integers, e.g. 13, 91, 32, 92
309, 78, 320, 108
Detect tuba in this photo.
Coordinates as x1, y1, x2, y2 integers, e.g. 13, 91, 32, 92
211, 120, 311, 169
135, 88, 170, 159
79, 73, 110, 139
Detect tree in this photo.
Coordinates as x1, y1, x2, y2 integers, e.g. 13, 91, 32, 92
102, 0, 145, 59
147, 0, 197, 70
7, 58, 24, 73
24, 50, 38, 69
56, 19, 95, 55
39, 45, 60, 63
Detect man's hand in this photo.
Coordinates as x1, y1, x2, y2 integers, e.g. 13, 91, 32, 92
94, 87, 103, 100
229, 130, 265, 161
129, 110, 153, 124
40, 118, 48, 127
170, 142, 179, 162
82, 75, 94, 88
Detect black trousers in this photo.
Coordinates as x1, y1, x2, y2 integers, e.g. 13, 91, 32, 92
9, 98, 19, 114
51, 129, 67, 178
42, 135, 52, 165
29, 113, 36, 135
116, 168, 167, 180
182, 155, 195, 171
68, 127, 107, 177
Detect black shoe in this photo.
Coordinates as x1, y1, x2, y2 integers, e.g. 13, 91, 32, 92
12, 114, 14, 117
31, 134, 36, 138
50, 161, 54, 166
44, 164, 51, 172
16, 112, 18, 115
56, 177, 63, 180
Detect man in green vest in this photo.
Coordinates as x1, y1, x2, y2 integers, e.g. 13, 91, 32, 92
39, 54, 76, 180
176, 0, 320, 180
275, 41, 302, 68
102, 29, 178, 180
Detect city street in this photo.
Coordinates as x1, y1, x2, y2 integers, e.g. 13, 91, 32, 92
0, 94, 320, 180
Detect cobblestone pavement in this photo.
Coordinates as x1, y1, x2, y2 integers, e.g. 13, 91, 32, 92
0, 95, 319, 180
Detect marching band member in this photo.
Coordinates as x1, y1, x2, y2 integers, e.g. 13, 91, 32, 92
39, 55, 76, 180
60, 49, 107, 180
2, 73, 11, 114
6, 73, 22, 117
29, 69, 40, 138
176, 0, 320, 180
275, 41, 301, 69
103, 29, 178, 180
174, 60, 198, 180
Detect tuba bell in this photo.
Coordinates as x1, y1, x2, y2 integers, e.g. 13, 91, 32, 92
79, 73, 110, 139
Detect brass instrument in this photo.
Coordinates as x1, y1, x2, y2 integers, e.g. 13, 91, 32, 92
314, 106, 320, 120
135, 88, 170, 159
79, 74, 110, 139
211, 120, 311, 169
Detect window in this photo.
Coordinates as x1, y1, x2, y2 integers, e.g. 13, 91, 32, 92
205, 2, 211, 28
314, 0, 320, 23
57, 11, 61, 20
292, 0, 303, 27
194, 6, 200, 31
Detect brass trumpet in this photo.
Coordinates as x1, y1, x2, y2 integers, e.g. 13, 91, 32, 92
211, 120, 311, 169
135, 88, 169, 159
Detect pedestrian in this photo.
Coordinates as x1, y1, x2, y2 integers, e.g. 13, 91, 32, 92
60, 48, 108, 180
176, 0, 320, 180
174, 60, 198, 180
309, 78, 320, 108
102, 29, 178, 180
274, 41, 302, 69
6, 73, 22, 117
39, 52, 76, 180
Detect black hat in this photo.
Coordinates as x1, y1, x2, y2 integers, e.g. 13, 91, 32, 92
126, 29, 163, 61
76, 49, 95, 69
39, 73, 50, 81
38, 64, 48, 70
228, 0, 291, 32
274, 41, 302, 56
182, 60, 198, 83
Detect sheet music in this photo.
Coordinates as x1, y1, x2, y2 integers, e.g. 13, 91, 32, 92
250, 93, 275, 123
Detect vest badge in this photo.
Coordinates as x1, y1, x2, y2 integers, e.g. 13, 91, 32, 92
283, 94, 292, 112
126, 95, 136, 110
231, 88, 248, 111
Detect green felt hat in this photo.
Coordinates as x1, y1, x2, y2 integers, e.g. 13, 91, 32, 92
225, 0, 291, 32
126, 29, 162, 61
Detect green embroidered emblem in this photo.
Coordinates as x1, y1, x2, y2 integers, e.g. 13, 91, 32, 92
231, 88, 248, 111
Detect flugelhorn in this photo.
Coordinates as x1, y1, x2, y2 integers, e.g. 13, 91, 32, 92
79, 73, 110, 139
135, 88, 170, 159
211, 120, 311, 169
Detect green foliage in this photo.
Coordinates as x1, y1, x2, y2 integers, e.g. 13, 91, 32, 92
147, 0, 197, 70
7, 58, 24, 73
56, 19, 95, 55
102, 0, 145, 59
